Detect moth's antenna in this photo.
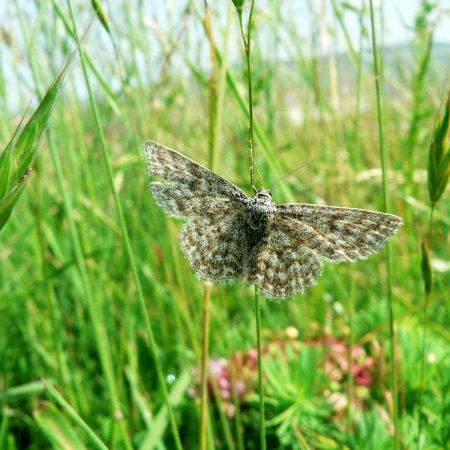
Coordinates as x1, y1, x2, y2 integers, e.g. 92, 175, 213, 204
269, 156, 321, 190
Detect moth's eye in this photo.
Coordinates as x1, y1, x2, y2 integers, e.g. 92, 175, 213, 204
268, 191, 272, 196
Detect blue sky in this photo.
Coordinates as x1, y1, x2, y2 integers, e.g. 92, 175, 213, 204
374, 0, 450, 44
280, 0, 450, 50
1, 0, 449, 113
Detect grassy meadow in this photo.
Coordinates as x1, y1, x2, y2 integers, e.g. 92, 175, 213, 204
1, 1, 450, 449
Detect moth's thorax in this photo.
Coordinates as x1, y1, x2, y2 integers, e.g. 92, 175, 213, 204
251, 189, 275, 213
244, 189, 273, 247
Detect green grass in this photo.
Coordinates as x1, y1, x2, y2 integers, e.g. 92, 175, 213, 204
1, 1, 449, 449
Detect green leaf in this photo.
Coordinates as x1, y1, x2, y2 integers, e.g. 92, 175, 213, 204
427, 91, 450, 205
0, 64, 67, 232
0, 380, 47, 401
15, 69, 66, 180
0, 114, 27, 198
0, 143, 13, 199
421, 241, 433, 295
0, 182, 27, 231
90, 0, 112, 35
34, 402, 87, 450
434, 95, 450, 162
232, 0, 245, 9
427, 142, 436, 202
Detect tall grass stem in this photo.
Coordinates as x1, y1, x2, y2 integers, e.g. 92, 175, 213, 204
15, 2, 132, 447
236, 1, 267, 446
368, 1, 400, 448
65, 2, 183, 448
417, 204, 436, 447
237, 0, 257, 191
200, 282, 211, 450
42, 379, 109, 450
254, 287, 266, 450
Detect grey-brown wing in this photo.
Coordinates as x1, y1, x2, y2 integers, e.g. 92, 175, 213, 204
144, 141, 248, 218
246, 220, 322, 299
181, 210, 249, 283
275, 203, 403, 262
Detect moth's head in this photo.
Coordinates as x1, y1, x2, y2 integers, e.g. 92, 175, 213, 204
255, 188, 272, 204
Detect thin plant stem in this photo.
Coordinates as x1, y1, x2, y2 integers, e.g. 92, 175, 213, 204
346, 276, 355, 446
204, 0, 218, 172
199, 3, 234, 449
236, 1, 266, 447
368, 2, 400, 448
200, 3, 214, 448
42, 379, 109, 450
254, 286, 266, 450
230, 364, 245, 450
14, 0, 75, 409
417, 291, 430, 449
192, 6, 289, 194
208, 376, 235, 450
246, 37, 255, 190
14, 3, 131, 446
200, 282, 212, 450
211, 4, 233, 171
238, 0, 257, 192
65, 2, 183, 448
417, 204, 435, 448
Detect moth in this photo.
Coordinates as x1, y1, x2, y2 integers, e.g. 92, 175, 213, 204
144, 141, 403, 299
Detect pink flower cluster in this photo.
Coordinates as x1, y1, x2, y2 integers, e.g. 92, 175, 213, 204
310, 336, 374, 387
192, 329, 375, 417
190, 348, 261, 417
306, 336, 375, 416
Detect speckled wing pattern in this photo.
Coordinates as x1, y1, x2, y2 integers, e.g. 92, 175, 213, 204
248, 204, 403, 298
181, 211, 248, 282
275, 204, 402, 262
144, 141, 249, 282
144, 141, 403, 299
246, 221, 322, 298
144, 141, 248, 218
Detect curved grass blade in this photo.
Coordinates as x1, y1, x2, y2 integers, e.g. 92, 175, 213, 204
34, 401, 88, 450
41, 379, 109, 450
0, 65, 67, 232
0, 180, 28, 230
428, 92, 450, 206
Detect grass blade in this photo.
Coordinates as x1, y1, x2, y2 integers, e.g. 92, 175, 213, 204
65, 1, 183, 447
0, 66, 66, 232
34, 401, 88, 450
0, 182, 27, 230
41, 379, 109, 450
368, 1, 400, 448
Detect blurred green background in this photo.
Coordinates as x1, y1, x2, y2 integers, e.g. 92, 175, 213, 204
0, 1, 449, 449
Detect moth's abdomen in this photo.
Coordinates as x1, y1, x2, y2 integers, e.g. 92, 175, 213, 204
246, 211, 269, 248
